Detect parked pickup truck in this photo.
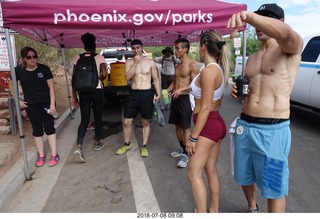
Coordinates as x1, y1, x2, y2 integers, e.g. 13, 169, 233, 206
100, 47, 134, 102
290, 34, 320, 112
100, 47, 153, 103
234, 34, 320, 112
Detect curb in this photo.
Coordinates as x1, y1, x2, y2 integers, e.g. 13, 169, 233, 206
0, 108, 76, 211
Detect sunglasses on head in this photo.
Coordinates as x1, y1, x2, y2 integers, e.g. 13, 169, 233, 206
25, 55, 38, 60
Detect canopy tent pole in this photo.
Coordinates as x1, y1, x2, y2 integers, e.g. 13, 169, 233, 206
241, 30, 247, 76
59, 38, 74, 119
5, 28, 32, 181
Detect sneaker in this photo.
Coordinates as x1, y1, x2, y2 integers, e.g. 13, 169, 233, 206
93, 142, 104, 151
247, 204, 259, 213
177, 154, 189, 168
74, 148, 86, 163
49, 154, 60, 167
87, 122, 95, 131
140, 146, 149, 157
170, 147, 183, 158
35, 154, 46, 167
116, 143, 132, 155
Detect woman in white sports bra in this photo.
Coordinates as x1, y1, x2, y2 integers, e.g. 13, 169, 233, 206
186, 30, 230, 213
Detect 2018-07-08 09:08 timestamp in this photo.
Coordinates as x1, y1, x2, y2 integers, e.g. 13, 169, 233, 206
137, 213, 183, 218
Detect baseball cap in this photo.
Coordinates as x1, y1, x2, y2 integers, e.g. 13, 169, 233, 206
254, 3, 284, 20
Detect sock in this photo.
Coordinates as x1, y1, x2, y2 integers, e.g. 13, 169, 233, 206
124, 142, 131, 146
141, 144, 147, 147
179, 141, 187, 155
182, 144, 187, 155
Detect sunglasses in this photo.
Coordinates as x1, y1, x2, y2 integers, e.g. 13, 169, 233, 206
25, 55, 38, 60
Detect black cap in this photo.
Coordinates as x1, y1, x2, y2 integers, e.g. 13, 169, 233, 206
131, 39, 143, 46
254, 3, 284, 20
162, 47, 174, 55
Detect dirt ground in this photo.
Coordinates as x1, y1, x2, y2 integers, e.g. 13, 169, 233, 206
0, 67, 72, 177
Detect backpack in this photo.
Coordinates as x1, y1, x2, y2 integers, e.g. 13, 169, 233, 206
72, 53, 99, 93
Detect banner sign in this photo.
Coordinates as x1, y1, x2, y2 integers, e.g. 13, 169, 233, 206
0, 34, 16, 71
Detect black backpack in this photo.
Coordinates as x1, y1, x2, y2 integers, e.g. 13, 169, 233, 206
72, 53, 99, 93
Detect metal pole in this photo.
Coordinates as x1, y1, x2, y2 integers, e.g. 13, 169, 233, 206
5, 28, 32, 180
8, 97, 16, 135
242, 30, 247, 76
60, 45, 74, 119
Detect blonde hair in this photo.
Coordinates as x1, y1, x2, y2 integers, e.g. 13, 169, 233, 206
200, 30, 230, 86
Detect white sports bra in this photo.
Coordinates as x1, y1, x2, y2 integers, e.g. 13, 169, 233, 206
189, 62, 224, 100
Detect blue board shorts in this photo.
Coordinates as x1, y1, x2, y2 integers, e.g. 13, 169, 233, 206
234, 118, 291, 199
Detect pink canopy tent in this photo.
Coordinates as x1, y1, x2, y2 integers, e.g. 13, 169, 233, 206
0, 0, 247, 181
0, 0, 246, 48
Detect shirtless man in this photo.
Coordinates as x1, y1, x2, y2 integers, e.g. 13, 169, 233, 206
167, 38, 198, 168
227, 3, 303, 212
116, 39, 161, 157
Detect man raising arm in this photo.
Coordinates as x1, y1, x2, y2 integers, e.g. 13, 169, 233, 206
227, 3, 303, 213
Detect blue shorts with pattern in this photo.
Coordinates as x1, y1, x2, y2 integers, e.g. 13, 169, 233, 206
234, 119, 291, 199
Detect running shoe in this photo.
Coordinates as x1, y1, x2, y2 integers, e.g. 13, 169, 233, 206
247, 204, 259, 213
177, 154, 189, 168
87, 122, 95, 131
140, 146, 149, 157
35, 154, 46, 167
48, 154, 60, 167
74, 148, 86, 163
116, 143, 132, 155
170, 147, 183, 158
93, 142, 105, 151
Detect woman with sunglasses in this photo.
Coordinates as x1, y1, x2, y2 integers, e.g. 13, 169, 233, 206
187, 30, 230, 213
9, 47, 59, 167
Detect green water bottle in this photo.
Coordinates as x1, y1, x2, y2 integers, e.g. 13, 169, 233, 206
162, 89, 170, 106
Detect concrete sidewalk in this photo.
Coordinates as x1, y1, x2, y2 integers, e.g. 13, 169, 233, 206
0, 108, 75, 211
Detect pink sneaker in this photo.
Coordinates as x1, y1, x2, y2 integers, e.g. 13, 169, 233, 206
36, 154, 46, 167
49, 154, 60, 167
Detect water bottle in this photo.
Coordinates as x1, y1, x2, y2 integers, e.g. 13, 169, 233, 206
235, 75, 250, 97
162, 89, 170, 106
153, 107, 158, 121
44, 108, 59, 118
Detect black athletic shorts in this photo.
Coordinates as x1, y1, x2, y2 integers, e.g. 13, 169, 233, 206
168, 94, 192, 129
124, 89, 154, 119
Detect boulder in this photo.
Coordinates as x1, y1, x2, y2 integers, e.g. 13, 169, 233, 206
0, 109, 10, 119
0, 126, 11, 135
0, 119, 9, 126
0, 98, 9, 110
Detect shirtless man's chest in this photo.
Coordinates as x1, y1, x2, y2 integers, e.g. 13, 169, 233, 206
175, 62, 192, 94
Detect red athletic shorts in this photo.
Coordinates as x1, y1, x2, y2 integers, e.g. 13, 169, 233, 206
193, 111, 226, 142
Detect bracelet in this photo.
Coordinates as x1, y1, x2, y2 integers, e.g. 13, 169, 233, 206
189, 135, 198, 142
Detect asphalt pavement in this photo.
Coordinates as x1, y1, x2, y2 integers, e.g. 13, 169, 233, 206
1, 84, 320, 215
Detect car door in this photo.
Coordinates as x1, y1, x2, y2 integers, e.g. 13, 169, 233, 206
308, 37, 320, 110
291, 36, 320, 108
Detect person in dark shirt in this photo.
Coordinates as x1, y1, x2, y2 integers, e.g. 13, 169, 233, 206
71, 32, 107, 163
9, 47, 60, 167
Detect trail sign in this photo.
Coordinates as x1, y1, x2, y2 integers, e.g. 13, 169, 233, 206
233, 37, 241, 48
0, 34, 16, 97
0, 34, 16, 71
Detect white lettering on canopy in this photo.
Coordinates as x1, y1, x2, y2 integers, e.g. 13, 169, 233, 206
53, 9, 213, 26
